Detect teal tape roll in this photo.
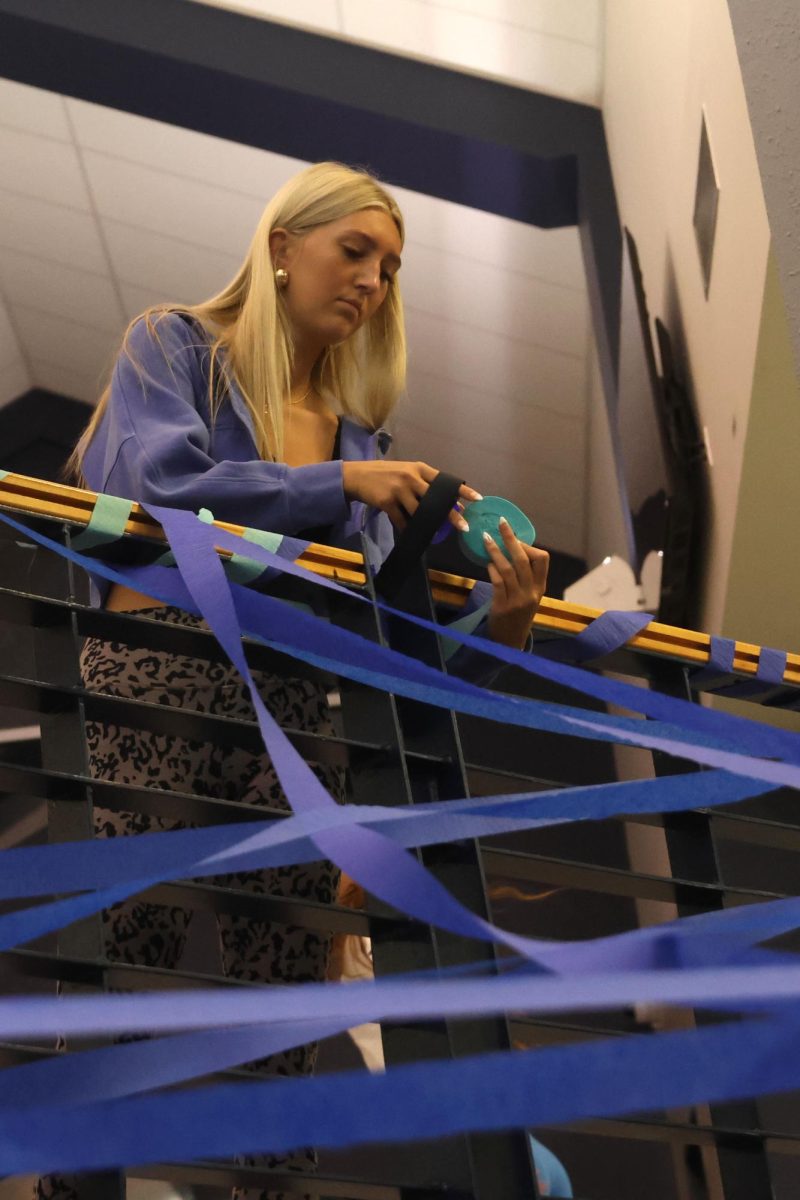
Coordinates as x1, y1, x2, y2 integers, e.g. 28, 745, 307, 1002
459, 496, 535, 565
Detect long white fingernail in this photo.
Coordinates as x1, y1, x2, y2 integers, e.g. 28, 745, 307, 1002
458, 518, 470, 532
482, 531, 494, 545
473, 492, 484, 501
498, 516, 509, 528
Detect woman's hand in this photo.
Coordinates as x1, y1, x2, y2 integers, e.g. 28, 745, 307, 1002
483, 518, 550, 650
342, 460, 481, 531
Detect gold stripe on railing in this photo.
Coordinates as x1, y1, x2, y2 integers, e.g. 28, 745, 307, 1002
2, 470, 799, 687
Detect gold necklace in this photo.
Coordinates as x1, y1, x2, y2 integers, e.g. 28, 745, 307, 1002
288, 383, 314, 407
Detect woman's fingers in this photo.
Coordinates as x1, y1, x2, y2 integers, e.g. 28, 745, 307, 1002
526, 544, 550, 594
496, 518, 530, 587
449, 506, 470, 532
483, 531, 517, 593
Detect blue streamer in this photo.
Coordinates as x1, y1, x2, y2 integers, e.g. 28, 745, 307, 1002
0, 771, 769, 904
532, 609, 654, 662
3, 1005, 800, 1175
1, 497, 800, 1173
1, 507, 798, 768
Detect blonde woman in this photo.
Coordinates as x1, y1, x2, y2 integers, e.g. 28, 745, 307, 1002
41, 162, 549, 1200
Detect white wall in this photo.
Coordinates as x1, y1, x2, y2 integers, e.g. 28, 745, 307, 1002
603, 0, 771, 634
188, 0, 605, 106
0, 294, 30, 409
584, 349, 632, 569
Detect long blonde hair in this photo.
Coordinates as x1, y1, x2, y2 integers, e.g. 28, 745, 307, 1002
67, 161, 406, 484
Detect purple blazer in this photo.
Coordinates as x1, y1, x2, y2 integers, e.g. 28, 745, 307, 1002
82, 313, 495, 672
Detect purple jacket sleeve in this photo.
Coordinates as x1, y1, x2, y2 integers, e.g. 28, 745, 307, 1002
86, 314, 349, 534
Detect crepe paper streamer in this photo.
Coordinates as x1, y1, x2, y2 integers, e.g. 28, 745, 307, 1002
1, 1018, 353, 1112
19, 487, 798, 756
8, 957, 518, 1109
227, 525, 285, 585
188, 506, 286, 584
3, 503, 800, 811
117, 506, 800, 983
532, 610, 654, 664
2, 507, 798, 773
4, 506, 800, 793
0, 510, 798, 978
3, 500, 783, 984
139, 507, 800, 763
691, 635, 789, 702
5, 1004, 800, 1176
719, 646, 788, 701
0, 954, 521, 1110
146, 510, 800, 761
0, 770, 778, 953
68, 494, 133, 552
0, 770, 770, 904
2, 506, 790, 786
10, 950, 800, 1045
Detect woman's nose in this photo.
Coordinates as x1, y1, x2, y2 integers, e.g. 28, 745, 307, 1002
355, 260, 381, 292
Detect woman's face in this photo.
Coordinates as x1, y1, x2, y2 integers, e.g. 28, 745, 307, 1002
271, 207, 402, 352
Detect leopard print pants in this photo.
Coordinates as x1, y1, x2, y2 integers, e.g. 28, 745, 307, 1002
36, 605, 344, 1200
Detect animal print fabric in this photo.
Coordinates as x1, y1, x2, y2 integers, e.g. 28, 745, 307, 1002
35, 605, 344, 1200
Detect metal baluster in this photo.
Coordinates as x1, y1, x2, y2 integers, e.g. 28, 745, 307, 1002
333, 547, 539, 1200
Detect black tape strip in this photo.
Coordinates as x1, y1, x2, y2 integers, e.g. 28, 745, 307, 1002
374, 472, 464, 600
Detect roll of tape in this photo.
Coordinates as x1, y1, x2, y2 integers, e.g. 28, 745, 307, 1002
459, 496, 535, 565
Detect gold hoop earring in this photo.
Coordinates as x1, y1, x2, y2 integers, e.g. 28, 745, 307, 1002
275, 268, 289, 288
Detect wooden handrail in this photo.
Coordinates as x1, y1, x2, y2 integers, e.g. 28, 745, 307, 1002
2, 469, 798, 687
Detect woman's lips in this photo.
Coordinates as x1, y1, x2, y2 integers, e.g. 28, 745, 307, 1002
337, 298, 361, 316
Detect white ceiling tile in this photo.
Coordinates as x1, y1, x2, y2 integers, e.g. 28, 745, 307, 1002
0, 293, 23, 368
82, 152, 265, 257
0, 250, 125, 333
426, 0, 601, 47
103, 219, 241, 305
30, 359, 101, 406
403, 367, 586, 475
401, 244, 588, 358
0, 127, 91, 210
0, 357, 31, 410
118, 283, 175, 324
69, 99, 304, 199
0, 190, 108, 275
185, 0, 340, 31
13, 306, 120, 390
404, 307, 586, 418
340, 0, 601, 104
0, 78, 71, 141
395, 188, 585, 289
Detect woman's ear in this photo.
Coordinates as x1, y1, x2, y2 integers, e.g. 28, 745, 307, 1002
268, 227, 291, 269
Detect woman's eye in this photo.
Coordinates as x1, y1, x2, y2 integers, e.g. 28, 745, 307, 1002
343, 246, 361, 259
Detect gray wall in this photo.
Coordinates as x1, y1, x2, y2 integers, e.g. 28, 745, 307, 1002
728, 0, 800, 375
